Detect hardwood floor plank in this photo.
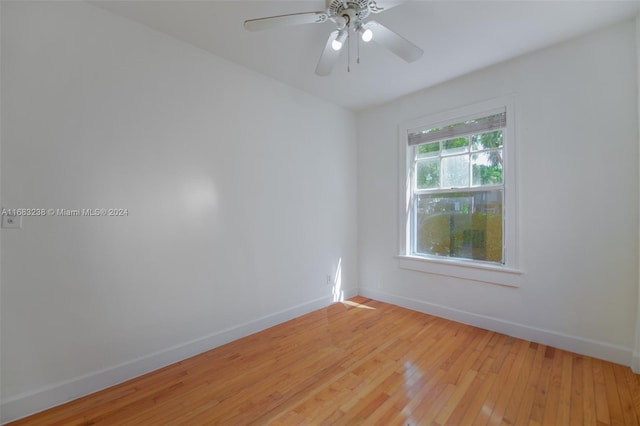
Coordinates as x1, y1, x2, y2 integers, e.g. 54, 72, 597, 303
540, 344, 566, 426
556, 350, 574, 425
569, 355, 584, 425
498, 341, 538, 426
623, 366, 640, 422
593, 357, 612, 426
432, 369, 477, 425
445, 334, 507, 425
485, 339, 526, 425
612, 363, 639, 426
367, 336, 456, 424
387, 336, 466, 423
602, 361, 626, 426
9, 298, 640, 426
513, 344, 546, 426
527, 345, 553, 425
446, 369, 497, 426
582, 355, 598, 426
471, 344, 518, 426
413, 381, 456, 425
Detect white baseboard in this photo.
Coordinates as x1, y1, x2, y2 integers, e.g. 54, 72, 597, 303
359, 287, 633, 367
1, 290, 356, 425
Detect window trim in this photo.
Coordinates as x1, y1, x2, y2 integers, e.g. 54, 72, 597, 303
398, 96, 522, 286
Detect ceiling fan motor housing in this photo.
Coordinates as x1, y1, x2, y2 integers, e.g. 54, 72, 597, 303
328, 0, 372, 27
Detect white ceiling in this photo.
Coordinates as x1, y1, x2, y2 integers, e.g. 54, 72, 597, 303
92, 0, 640, 111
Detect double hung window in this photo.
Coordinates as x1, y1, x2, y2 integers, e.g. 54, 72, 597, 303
399, 97, 519, 284
410, 110, 506, 263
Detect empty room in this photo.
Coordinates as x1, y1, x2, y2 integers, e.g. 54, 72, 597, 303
1, 0, 640, 424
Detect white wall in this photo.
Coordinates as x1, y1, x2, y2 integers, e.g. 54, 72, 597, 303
0, 1, 357, 422
358, 19, 639, 366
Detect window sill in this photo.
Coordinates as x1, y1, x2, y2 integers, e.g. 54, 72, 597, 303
396, 255, 523, 287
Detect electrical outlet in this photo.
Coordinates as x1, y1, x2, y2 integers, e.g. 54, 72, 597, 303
2, 214, 22, 229
326, 275, 332, 285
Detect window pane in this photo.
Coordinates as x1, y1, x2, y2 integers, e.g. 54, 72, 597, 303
417, 141, 440, 158
416, 158, 440, 189
442, 137, 468, 155
414, 190, 503, 263
442, 154, 469, 188
472, 130, 503, 151
472, 150, 503, 186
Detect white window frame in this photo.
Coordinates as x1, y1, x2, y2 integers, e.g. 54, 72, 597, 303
397, 96, 522, 287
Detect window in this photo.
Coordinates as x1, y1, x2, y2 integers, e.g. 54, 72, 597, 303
411, 111, 505, 263
399, 97, 520, 285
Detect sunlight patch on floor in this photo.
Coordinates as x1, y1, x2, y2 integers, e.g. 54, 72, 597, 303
341, 300, 376, 310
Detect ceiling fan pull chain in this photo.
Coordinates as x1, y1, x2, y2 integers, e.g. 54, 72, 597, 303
347, 27, 351, 72
357, 29, 361, 64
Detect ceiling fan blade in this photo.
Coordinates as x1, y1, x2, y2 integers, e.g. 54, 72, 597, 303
244, 11, 328, 31
364, 20, 423, 62
315, 30, 342, 76
368, 0, 408, 14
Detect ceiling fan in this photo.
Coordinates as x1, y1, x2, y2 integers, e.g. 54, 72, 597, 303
244, 0, 423, 76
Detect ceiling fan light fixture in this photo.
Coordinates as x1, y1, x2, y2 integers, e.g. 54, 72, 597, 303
331, 29, 348, 51
361, 28, 373, 42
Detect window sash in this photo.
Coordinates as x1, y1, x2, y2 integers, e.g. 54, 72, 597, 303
409, 189, 507, 265
412, 134, 504, 192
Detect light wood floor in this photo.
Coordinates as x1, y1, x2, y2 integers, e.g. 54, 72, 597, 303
10, 297, 640, 425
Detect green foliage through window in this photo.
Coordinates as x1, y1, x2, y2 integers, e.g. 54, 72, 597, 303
414, 131, 503, 190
